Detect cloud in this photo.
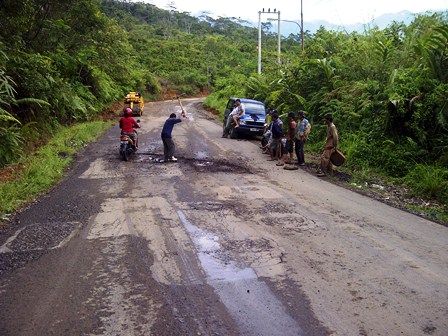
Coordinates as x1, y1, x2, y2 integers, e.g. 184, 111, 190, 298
147, 0, 447, 24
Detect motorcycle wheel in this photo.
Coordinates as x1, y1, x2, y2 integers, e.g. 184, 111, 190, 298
120, 144, 129, 161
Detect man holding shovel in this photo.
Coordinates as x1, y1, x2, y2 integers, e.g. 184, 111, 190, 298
161, 110, 186, 163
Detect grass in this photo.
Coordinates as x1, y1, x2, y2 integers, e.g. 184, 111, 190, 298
405, 163, 448, 202
345, 165, 448, 226
407, 204, 448, 224
303, 149, 448, 225
203, 95, 226, 119
0, 121, 113, 220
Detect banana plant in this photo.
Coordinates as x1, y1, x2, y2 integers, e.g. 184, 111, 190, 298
412, 23, 448, 82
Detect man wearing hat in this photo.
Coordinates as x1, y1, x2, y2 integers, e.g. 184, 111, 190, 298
317, 113, 339, 177
295, 110, 311, 166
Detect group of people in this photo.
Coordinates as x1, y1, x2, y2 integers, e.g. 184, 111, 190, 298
120, 102, 339, 176
261, 108, 339, 177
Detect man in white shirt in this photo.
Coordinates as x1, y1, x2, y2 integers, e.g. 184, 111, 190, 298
229, 99, 245, 128
223, 99, 245, 137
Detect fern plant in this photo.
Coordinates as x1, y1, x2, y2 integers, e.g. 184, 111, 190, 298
0, 51, 48, 167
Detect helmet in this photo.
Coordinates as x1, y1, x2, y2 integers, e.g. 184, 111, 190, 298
125, 108, 132, 116
288, 111, 296, 118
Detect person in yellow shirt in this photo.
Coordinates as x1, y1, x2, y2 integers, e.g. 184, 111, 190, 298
317, 114, 339, 177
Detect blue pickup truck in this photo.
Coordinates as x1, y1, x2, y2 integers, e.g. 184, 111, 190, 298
222, 98, 267, 139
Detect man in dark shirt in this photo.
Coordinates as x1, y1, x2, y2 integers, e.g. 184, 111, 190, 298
267, 113, 283, 161
161, 112, 185, 162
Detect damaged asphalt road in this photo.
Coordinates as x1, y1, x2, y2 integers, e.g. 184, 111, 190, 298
0, 98, 447, 336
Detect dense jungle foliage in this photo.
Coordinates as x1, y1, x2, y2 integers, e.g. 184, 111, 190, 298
0, 0, 447, 205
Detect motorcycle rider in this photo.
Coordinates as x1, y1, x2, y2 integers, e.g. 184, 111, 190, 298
119, 108, 140, 149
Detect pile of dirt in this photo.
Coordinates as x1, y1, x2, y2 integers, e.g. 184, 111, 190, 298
203, 105, 220, 116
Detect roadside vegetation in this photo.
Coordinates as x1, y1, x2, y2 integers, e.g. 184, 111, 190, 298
0, 0, 446, 223
0, 121, 112, 219
204, 15, 448, 223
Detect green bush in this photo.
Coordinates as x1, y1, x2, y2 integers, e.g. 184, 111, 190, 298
0, 125, 23, 166
0, 120, 112, 215
339, 133, 369, 170
405, 163, 448, 203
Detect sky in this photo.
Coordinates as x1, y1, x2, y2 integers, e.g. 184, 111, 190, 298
146, 0, 447, 25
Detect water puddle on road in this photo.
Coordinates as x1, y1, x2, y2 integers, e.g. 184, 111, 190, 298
176, 210, 302, 336
194, 151, 208, 160
187, 159, 250, 174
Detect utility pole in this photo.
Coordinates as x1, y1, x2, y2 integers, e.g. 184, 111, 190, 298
258, 8, 280, 74
301, 0, 304, 51
258, 11, 262, 74
277, 11, 281, 64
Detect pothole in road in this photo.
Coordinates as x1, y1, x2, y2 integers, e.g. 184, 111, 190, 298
260, 203, 293, 214
111, 150, 252, 174
187, 201, 232, 212
221, 238, 274, 254
0, 221, 80, 253
260, 216, 318, 233
0, 222, 81, 275
184, 158, 252, 174
194, 151, 208, 160
133, 153, 164, 163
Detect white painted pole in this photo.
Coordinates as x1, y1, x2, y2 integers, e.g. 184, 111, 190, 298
277, 11, 281, 64
301, 0, 304, 51
258, 11, 262, 74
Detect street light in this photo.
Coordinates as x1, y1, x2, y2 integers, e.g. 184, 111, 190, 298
267, 18, 304, 51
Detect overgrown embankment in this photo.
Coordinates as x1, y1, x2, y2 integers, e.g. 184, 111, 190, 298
0, 121, 112, 221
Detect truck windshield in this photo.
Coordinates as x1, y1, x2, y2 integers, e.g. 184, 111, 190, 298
242, 103, 266, 115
